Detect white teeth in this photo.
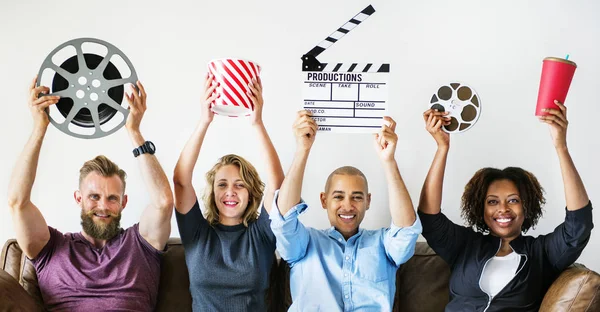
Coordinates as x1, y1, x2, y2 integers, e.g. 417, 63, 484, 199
224, 201, 237, 205
497, 218, 511, 223
339, 215, 355, 219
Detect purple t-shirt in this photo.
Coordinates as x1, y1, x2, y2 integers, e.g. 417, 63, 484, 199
31, 223, 162, 311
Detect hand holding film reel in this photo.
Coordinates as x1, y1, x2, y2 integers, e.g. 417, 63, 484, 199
423, 109, 451, 148
28, 77, 60, 131
124, 81, 147, 134
428, 83, 482, 134
36, 38, 138, 139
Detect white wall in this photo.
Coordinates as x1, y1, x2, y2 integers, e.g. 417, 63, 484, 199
1, 0, 598, 273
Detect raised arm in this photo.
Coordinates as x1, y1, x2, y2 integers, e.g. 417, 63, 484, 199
7, 77, 60, 259
127, 82, 174, 251
172, 74, 218, 214
374, 116, 415, 227
276, 110, 317, 216
539, 101, 589, 210
417, 109, 451, 215
416, 110, 473, 266
247, 77, 284, 213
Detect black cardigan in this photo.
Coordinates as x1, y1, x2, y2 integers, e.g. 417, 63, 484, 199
418, 202, 593, 312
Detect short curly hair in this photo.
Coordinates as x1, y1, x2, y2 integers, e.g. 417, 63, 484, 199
461, 167, 545, 234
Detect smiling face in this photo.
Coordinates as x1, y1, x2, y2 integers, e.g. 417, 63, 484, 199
320, 174, 371, 240
483, 179, 525, 240
213, 164, 249, 226
75, 171, 127, 240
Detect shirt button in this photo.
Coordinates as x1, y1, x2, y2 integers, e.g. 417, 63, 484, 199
338, 238, 342, 242
345, 256, 350, 260
344, 273, 348, 277
345, 295, 349, 299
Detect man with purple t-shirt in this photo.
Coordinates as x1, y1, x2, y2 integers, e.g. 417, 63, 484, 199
7, 79, 174, 311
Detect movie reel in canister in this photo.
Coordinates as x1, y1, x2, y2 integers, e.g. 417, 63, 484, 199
429, 83, 481, 133
36, 38, 138, 139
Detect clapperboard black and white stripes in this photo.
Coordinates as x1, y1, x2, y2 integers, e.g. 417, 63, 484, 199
302, 4, 390, 133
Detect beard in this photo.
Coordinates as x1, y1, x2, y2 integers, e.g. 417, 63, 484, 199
80, 208, 122, 240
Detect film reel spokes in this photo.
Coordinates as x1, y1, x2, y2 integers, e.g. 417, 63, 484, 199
429, 83, 481, 133
37, 38, 138, 139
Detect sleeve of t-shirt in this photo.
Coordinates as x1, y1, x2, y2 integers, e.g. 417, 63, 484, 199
269, 190, 310, 265
175, 199, 209, 245
30, 226, 64, 273
541, 201, 593, 271
383, 215, 423, 267
132, 223, 164, 260
417, 210, 474, 267
255, 204, 276, 245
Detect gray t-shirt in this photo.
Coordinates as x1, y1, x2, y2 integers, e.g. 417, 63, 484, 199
176, 200, 276, 312
31, 224, 162, 311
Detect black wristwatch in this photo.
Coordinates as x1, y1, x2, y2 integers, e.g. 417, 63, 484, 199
133, 141, 156, 157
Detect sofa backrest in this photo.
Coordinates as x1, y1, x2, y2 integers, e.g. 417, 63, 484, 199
1, 239, 451, 311
0, 239, 44, 308
394, 242, 451, 311
4, 237, 600, 312
155, 238, 193, 311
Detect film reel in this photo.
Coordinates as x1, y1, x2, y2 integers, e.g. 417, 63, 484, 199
429, 83, 481, 133
36, 38, 137, 139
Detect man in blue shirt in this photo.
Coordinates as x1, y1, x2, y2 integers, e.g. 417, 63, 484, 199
270, 111, 422, 311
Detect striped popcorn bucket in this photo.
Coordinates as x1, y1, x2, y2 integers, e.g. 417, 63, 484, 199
207, 58, 261, 117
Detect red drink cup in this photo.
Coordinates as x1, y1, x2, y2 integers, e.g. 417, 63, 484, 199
535, 57, 577, 116
207, 58, 261, 117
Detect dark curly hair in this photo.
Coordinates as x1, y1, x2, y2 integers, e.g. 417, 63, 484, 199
461, 167, 546, 234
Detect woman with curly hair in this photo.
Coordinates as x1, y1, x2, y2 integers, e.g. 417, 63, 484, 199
173, 74, 284, 311
417, 102, 593, 312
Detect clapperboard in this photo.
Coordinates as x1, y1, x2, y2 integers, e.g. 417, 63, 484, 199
302, 5, 389, 133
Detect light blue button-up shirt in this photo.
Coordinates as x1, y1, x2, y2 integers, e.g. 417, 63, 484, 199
270, 193, 422, 312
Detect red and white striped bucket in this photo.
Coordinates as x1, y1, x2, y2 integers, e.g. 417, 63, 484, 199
207, 58, 261, 117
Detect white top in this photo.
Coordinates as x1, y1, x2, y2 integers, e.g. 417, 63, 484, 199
480, 251, 521, 297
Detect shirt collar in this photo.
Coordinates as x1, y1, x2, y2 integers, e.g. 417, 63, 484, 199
326, 227, 364, 242
485, 233, 527, 254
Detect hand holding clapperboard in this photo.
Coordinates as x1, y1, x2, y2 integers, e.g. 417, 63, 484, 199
301, 5, 390, 133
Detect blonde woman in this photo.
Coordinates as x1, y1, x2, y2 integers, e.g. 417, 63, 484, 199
173, 74, 284, 311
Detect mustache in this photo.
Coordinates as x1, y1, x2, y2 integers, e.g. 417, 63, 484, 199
84, 209, 120, 218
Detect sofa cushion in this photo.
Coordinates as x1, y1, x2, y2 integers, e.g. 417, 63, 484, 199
540, 264, 600, 312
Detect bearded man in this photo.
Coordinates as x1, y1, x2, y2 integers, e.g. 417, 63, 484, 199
7, 78, 173, 311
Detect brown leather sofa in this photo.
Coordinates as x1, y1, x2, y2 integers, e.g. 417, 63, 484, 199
2, 238, 599, 311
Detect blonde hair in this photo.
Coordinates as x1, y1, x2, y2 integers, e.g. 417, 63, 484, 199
79, 155, 127, 193
204, 154, 265, 227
